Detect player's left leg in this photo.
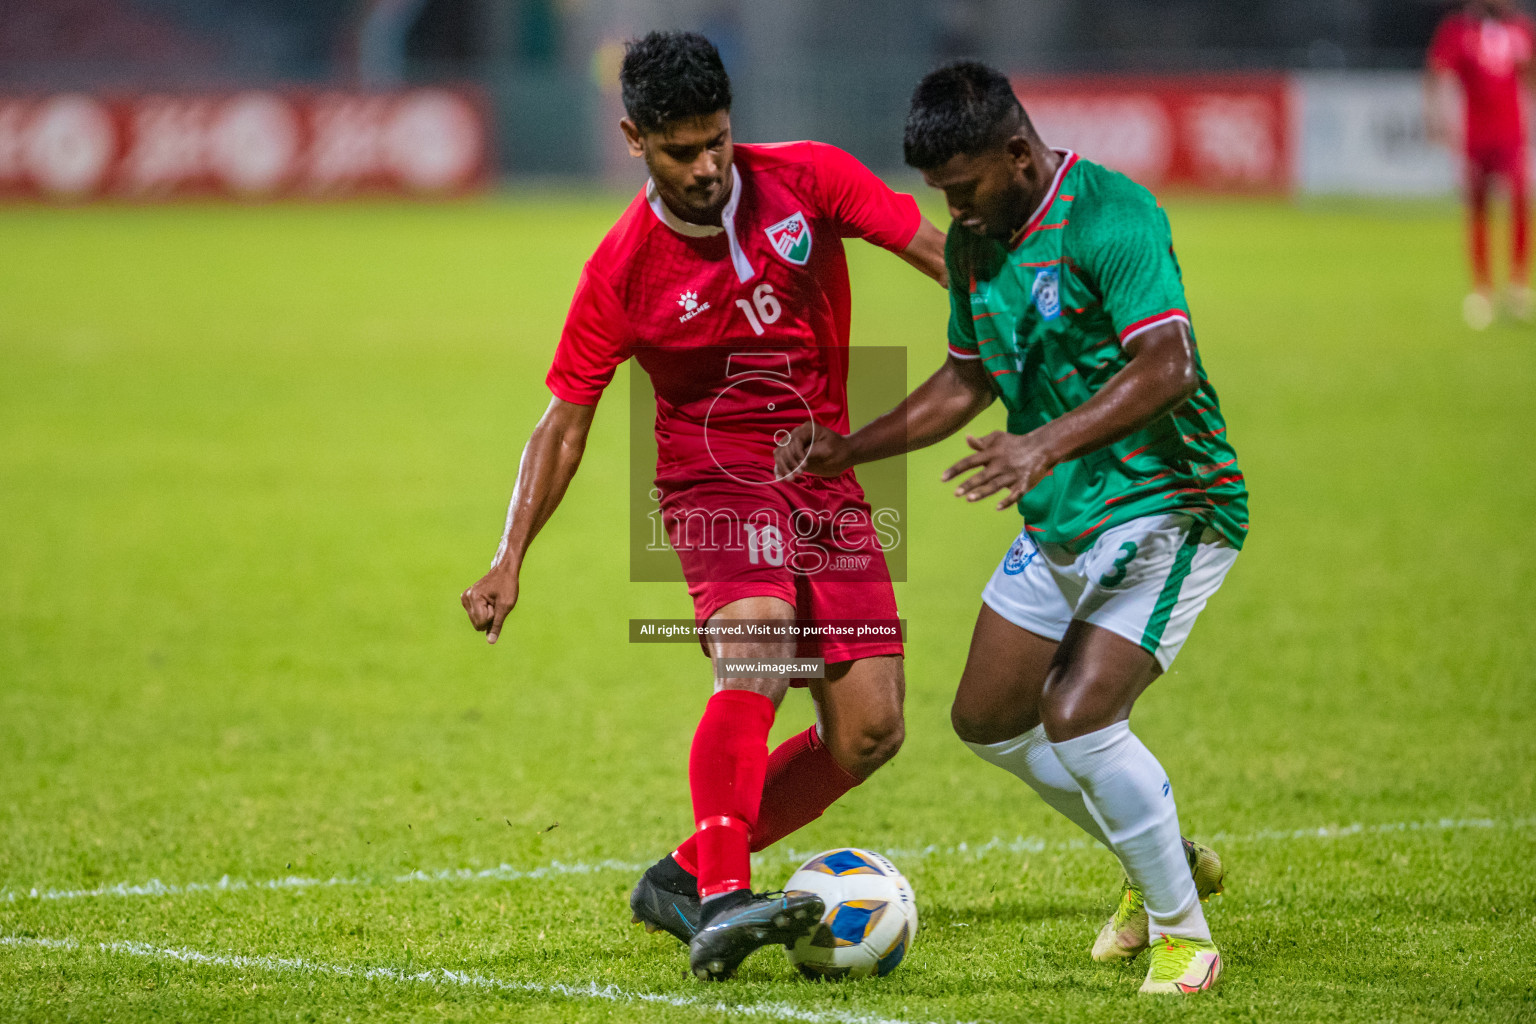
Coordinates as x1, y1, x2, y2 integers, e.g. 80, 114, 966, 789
1041, 517, 1238, 994
1506, 153, 1532, 320
1041, 624, 1218, 987
672, 654, 902, 868
1465, 154, 1497, 329
638, 650, 903, 947
644, 657, 898, 942
634, 724, 845, 946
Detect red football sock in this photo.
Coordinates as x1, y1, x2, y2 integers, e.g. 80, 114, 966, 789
688, 689, 775, 899
675, 725, 861, 880
752, 725, 862, 848
1512, 179, 1529, 283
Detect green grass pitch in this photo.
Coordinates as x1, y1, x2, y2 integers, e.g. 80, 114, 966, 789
1, 192, 1533, 1022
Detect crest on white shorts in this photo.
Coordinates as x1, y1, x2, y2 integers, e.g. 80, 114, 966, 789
1003, 531, 1037, 575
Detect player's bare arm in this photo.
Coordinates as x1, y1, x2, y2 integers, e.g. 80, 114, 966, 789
897, 220, 949, 285
1423, 68, 1457, 146
774, 353, 992, 479
945, 320, 1198, 508
461, 396, 596, 643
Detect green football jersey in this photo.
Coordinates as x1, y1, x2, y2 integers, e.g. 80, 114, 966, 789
946, 151, 1248, 552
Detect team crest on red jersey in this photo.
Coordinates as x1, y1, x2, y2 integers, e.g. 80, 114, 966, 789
765, 211, 813, 265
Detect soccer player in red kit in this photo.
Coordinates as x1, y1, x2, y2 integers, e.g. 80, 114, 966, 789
1427, 0, 1536, 327
460, 32, 946, 979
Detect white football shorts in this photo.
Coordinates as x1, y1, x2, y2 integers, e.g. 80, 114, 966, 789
981, 512, 1238, 671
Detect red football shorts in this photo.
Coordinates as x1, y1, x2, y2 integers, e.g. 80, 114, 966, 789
1465, 139, 1528, 193
660, 475, 903, 666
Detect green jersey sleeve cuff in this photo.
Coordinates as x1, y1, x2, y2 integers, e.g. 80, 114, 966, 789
1118, 309, 1190, 346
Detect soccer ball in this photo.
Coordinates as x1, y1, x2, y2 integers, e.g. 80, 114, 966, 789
782, 848, 918, 980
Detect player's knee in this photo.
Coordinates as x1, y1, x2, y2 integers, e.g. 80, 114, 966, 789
1037, 683, 1109, 743
950, 696, 994, 745
828, 714, 904, 779
950, 684, 1039, 746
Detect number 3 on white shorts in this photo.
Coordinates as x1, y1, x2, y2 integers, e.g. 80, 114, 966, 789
1099, 541, 1137, 588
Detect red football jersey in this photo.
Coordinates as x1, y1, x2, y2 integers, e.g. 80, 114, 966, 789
1429, 9, 1535, 151
546, 141, 921, 490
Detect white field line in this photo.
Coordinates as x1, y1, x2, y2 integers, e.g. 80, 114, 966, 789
0, 935, 930, 1024
4, 814, 1531, 908
0, 857, 649, 905
832, 814, 1536, 866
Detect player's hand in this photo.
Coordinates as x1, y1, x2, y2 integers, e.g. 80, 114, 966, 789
461, 566, 519, 644
942, 430, 1057, 510
774, 420, 853, 480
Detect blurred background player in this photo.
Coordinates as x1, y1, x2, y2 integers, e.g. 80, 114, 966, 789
459, 31, 947, 980
778, 60, 1244, 996
1426, 0, 1536, 328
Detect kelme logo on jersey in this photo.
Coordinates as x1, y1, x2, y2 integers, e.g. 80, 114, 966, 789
1032, 268, 1061, 320
676, 289, 711, 323
765, 211, 813, 266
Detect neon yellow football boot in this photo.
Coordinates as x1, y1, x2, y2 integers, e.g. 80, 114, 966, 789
1139, 933, 1221, 994
1090, 837, 1224, 962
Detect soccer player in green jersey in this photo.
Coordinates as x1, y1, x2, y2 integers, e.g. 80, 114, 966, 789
775, 61, 1247, 995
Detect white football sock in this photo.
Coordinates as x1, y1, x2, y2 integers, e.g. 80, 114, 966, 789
964, 725, 1111, 849
1051, 721, 1209, 941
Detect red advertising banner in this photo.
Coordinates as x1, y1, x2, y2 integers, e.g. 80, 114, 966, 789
1011, 75, 1293, 193
0, 87, 489, 202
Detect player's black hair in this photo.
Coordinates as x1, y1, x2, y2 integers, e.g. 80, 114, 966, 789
903, 60, 1032, 170
620, 31, 732, 135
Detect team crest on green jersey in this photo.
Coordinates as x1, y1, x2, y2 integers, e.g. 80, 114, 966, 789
1032, 268, 1061, 319
765, 211, 812, 265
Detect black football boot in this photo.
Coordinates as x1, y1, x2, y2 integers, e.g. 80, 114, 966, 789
687, 889, 825, 981
628, 854, 702, 944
